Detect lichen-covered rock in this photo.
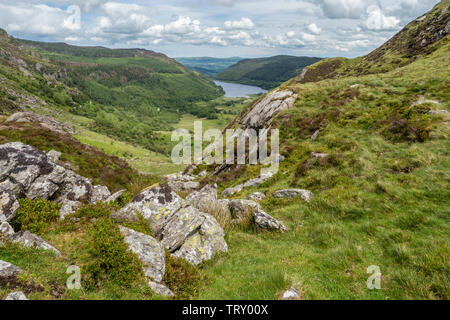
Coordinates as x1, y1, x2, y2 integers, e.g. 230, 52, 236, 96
254, 211, 287, 232
0, 142, 111, 217
113, 184, 184, 234
186, 184, 217, 213
273, 189, 313, 202
46, 150, 61, 163
247, 192, 266, 202
0, 260, 22, 278
119, 226, 165, 282
9, 231, 61, 256
0, 191, 19, 222
230, 199, 262, 223
165, 172, 200, 193
148, 281, 174, 297
221, 172, 273, 198
0, 221, 15, 237
173, 214, 228, 266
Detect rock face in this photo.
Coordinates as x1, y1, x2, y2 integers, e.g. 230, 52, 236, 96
114, 184, 228, 266
0, 191, 19, 222
0, 142, 112, 218
230, 199, 262, 223
119, 226, 165, 283
5, 112, 76, 135
273, 189, 313, 202
4, 291, 28, 300
0, 260, 22, 278
9, 231, 61, 256
46, 150, 61, 163
254, 211, 287, 232
240, 90, 298, 129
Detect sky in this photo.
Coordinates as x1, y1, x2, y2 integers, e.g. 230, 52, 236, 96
0, 0, 441, 58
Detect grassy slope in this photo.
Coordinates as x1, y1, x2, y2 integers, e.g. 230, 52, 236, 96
215, 55, 322, 90
198, 30, 450, 299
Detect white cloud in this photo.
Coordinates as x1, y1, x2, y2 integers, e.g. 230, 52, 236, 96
97, 2, 152, 33
308, 23, 322, 35
164, 16, 201, 34
224, 17, 254, 30
301, 32, 316, 42
365, 5, 400, 30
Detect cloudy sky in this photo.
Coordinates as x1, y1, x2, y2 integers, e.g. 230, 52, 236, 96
0, 0, 441, 58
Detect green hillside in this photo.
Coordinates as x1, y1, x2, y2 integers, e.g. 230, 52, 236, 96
215, 55, 322, 89
198, 1, 450, 299
176, 57, 243, 77
0, 33, 223, 155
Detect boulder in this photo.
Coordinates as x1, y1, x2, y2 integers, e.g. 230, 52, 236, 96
0, 260, 22, 278
230, 199, 262, 223
9, 231, 61, 256
221, 172, 273, 198
0, 191, 19, 222
4, 291, 28, 300
119, 226, 165, 282
247, 192, 266, 202
254, 211, 287, 232
165, 172, 199, 193
173, 214, 228, 266
0, 221, 15, 237
186, 184, 217, 213
273, 189, 313, 202
148, 281, 174, 297
106, 189, 126, 203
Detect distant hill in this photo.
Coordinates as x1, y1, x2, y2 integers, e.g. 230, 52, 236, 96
215, 55, 322, 90
176, 57, 243, 77
0, 31, 223, 155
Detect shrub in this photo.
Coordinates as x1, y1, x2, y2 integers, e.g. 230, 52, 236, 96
85, 218, 143, 287
13, 198, 60, 233
164, 253, 203, 299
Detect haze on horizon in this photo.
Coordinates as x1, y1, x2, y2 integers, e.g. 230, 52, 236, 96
0, 0, 441, 59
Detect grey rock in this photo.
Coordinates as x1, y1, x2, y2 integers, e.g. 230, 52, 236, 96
106, 189, 126, 203
0, 260, 22, 278
173, 214, 228, 266
230, 199, 262, 222
10, 231, 61, 256
165, 172, 199, 193
0, 192, 19, 222
5, 291, 28, 300
119, 226, 165, 282
273, 189, 314, 202
5, 112, 76, 135
222, 172, 273, 198
91, 185, 111, 203
311, 152, 328, 159
0, 221, 15, 237
59, 200, 82, 219
428, 109, 450, 115
311, 130, 320, 141
114, 184, 184, 234
254, 211, 287, 232
247, 192, 266, 202
280, 287, 301, 300
46, 150, 61, 163
186, 184, 217, 213
148, 281, 174, 297
410, 96, 441, 107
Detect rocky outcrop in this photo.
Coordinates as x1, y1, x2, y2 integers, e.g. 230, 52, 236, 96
222, 172, 273, 198
0, 260, 22, 278
254, 211, 287, 232
119, 226, 165, 283
273, 189, 313, 202
0, 142, 112, 218
114, 185, 228, 266
186, 184, 218, 213
4, 291, 28, 300
5, 112, 76, 135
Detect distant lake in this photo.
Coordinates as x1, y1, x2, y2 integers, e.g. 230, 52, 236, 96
214, 80, 267, 98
